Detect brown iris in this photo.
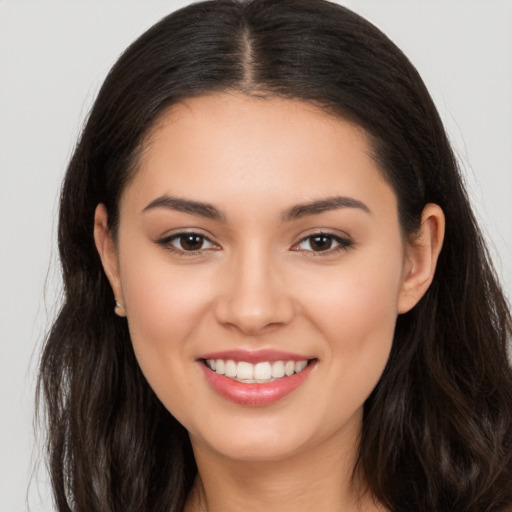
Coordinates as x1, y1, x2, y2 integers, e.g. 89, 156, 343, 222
179, 234, 204, 251
309, 235, 334, 251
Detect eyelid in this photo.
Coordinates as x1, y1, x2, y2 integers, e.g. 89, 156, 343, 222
290, 230, 354, 255
155, 229, 221, 255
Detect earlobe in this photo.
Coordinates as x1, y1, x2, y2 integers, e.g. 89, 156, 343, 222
398, 203, 445, 314
93, 204, 126, 316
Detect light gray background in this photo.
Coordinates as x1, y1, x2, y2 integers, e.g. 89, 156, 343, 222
1, 2, 511, 510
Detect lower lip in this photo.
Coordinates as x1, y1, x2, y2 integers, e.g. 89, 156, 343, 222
199, 360, 316, 406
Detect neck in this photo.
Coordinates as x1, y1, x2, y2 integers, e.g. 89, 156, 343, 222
184, 417, 383, 512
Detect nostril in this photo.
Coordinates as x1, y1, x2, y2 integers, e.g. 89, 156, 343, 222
214, 298, 296, 335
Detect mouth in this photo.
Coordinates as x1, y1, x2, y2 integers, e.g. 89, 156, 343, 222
202, 358, 312, 384
198, 352, 318, 406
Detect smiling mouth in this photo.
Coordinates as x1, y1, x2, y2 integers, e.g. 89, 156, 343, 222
203, 358, 315, 384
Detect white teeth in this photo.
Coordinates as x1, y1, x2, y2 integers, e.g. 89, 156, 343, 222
206, 358, 310, 382
284, 360, 295, 376
254, 362, 272, 380
295, 360, 307, 373
215, 359, 225, 375
236, 361, 253, 380
271, 360, 285, 378
225, 360, 237, 378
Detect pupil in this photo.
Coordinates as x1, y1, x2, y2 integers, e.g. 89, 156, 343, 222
181, 234, 203, 251
311, 235, 332, 251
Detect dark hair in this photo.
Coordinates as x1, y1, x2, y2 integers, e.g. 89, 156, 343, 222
38, 1, 512, 511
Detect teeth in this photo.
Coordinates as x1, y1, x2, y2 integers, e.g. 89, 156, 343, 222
271, 361, 285, 378
215, 359, 225, 375
254, 362, 271, 380
225, 360, 237, 378
295, 360, 307, 373
284, 361, 295, 376
207, 358, 309, 382
237, 361, 253, 380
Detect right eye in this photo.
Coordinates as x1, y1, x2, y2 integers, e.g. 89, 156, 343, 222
157, 232, 219, 254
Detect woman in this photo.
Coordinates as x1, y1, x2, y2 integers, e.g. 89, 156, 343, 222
38, 0, 512, 511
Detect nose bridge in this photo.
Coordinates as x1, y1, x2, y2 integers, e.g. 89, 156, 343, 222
215, 239, 294, 334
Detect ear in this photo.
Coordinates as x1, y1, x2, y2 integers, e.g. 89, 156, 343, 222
398, 203, 445, 314
93, 204, 126, 316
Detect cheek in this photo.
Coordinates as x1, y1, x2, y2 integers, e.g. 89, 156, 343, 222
301, 249, 403, 410
331, 264, 400, 353
118, 246, 217, 379
301, 243, 403, 336
118, 256, 222, 426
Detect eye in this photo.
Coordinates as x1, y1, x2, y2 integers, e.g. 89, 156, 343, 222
292, 233, 352, 254
157, 232, 219, 254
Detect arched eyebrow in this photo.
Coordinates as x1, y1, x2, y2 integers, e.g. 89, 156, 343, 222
281, 196, 371, 221
142, 195, 226, 221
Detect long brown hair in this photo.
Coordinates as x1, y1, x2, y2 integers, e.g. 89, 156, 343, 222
38, 1, 512, 511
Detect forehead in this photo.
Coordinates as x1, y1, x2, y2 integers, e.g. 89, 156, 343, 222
122, 93, 396, 220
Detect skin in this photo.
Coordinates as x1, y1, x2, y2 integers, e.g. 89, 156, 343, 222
95, 93, 444, 512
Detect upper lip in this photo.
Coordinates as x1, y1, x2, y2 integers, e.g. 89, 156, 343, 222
198, 349, 314, 364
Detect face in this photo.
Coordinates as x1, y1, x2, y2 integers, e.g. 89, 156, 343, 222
95, 93, 440, 464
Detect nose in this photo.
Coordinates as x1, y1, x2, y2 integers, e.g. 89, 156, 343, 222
214, 247, 295, 336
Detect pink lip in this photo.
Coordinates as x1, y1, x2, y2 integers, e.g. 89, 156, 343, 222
199, 358, 317, 406
199, 349, 312, 364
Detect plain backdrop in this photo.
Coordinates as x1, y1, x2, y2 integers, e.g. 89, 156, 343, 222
0, 1, 511, 510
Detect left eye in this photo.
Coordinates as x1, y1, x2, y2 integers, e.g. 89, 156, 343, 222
161, 233, 217, 252
294, 233, 351, 253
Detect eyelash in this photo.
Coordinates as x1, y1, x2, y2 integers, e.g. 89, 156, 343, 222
291, 232, 353, 256
156, 231, 353, 256
156, 232, 219, 256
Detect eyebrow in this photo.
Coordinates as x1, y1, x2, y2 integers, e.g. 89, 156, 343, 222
281, 196, 371, 221
142, 195, 226, 221
142, 194, 370, 222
